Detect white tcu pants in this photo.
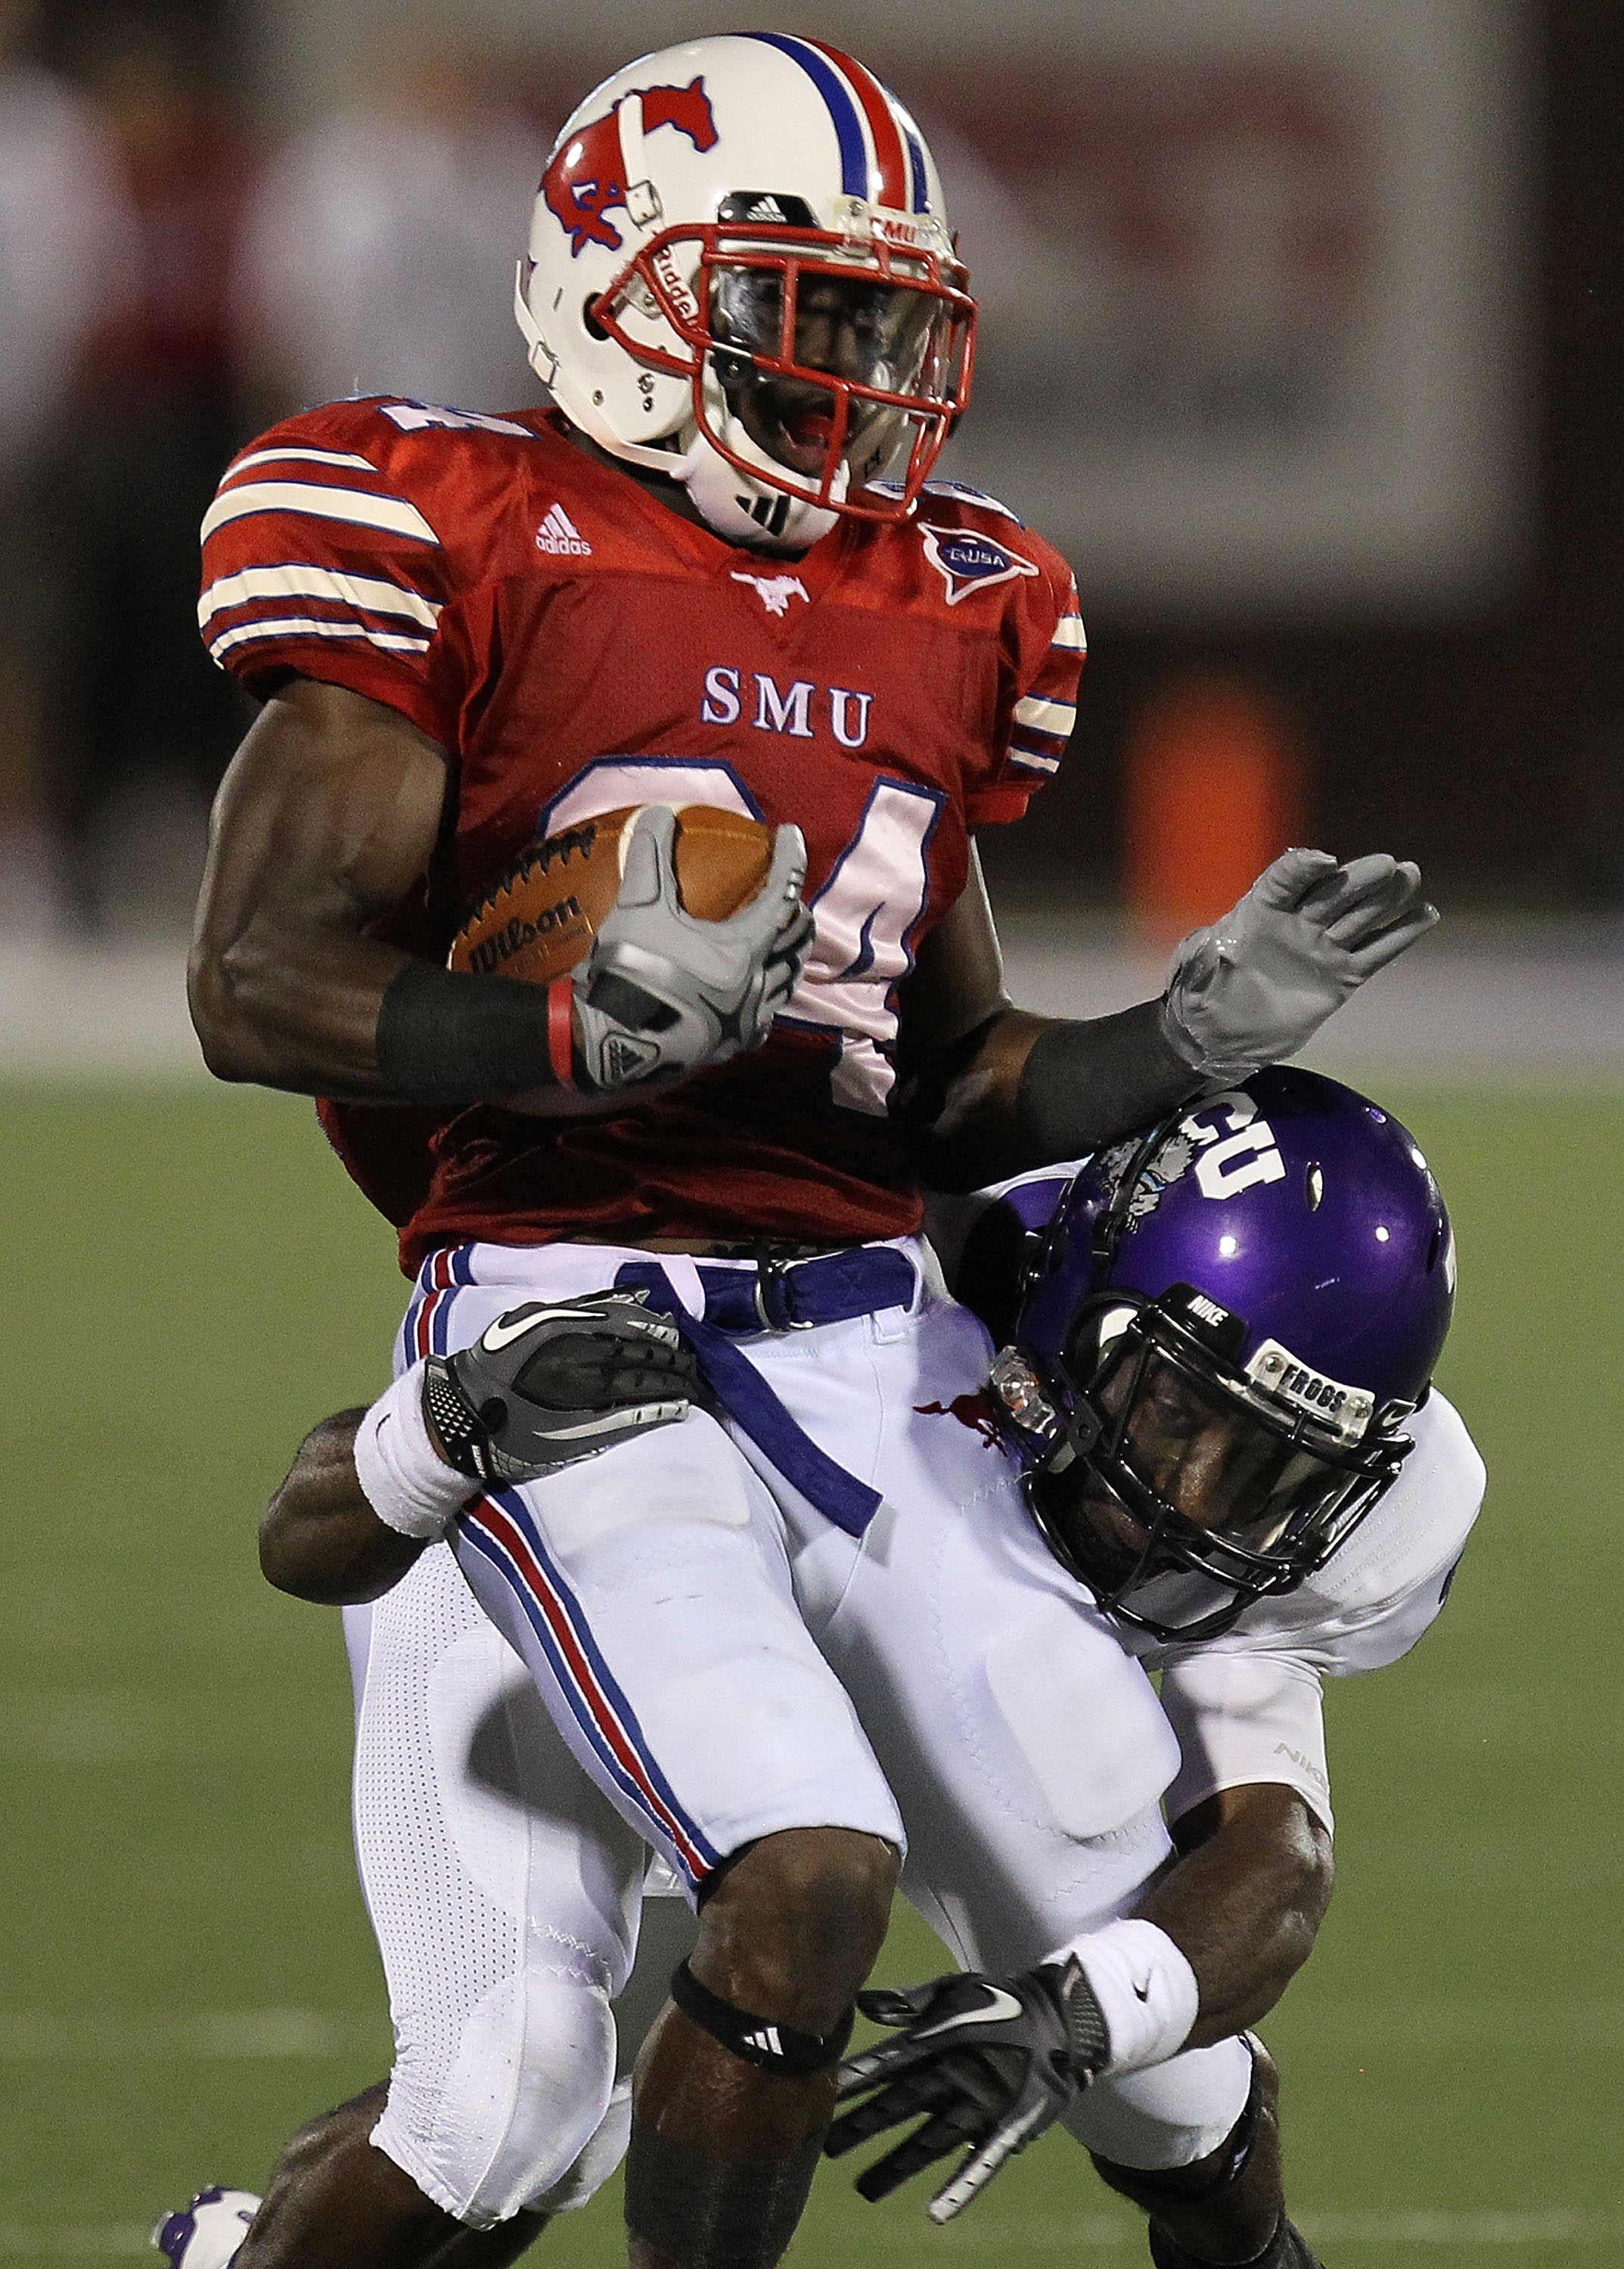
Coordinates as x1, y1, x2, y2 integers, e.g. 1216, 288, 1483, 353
348, 1237, 1252, 2225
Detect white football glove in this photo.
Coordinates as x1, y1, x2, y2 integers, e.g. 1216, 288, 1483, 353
572, 806, 813, 1094
1161, 848, 1438, 1088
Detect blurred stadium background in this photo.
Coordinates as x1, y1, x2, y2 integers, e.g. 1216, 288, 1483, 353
1, 0, 1620, 2262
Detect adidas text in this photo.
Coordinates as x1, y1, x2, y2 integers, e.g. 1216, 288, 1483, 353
536, 504, 592, 557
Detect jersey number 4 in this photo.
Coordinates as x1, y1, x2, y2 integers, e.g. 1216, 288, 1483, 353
542, 761, 942, 1116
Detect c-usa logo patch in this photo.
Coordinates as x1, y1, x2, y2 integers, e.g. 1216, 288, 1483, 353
922, 526, 1042, 607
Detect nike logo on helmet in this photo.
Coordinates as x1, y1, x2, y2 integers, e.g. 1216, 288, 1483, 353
912, 1985, 1024, 2041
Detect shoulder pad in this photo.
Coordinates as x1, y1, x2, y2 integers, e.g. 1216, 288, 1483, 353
918, 478, 1027, 526
867, 476, 1027, 530
370, 398, 545, 443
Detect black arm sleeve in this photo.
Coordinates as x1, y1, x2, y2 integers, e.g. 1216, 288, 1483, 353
374, 960, 555, 1107
1014, 1001, 1202, 1165
897, 1001, 1204, 1190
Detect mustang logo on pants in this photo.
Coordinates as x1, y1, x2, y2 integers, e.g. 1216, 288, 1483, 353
915, 1392, 1001, 1448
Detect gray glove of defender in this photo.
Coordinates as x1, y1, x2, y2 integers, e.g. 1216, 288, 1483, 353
1160, 848, 1439, 1088
423, 1292, 703, 1488
572, 806, 813, 1094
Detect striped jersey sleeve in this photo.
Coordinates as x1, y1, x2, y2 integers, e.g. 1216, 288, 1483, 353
967, 534, 1085, 829
1007, 570, 1085, 787
198, 408, 458, 743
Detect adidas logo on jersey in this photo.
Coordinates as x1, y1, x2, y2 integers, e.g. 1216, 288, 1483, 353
536, 504, 592, 557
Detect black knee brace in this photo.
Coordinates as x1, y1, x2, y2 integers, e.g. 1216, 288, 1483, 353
669, 1960, 854, 2075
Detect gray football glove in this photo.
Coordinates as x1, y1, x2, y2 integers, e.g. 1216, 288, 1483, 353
1161, 847, 1439, 1088
825, 1959, 1109, 2223
573, 806, 813, 1094
423, 1292, 703, 1488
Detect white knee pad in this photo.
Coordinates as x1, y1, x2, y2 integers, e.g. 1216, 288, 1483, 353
517, 1888, 701, 2217
374, 1952, 619, 2229
1064, 2033, 1256, 2172
534, 2076, 633, 2215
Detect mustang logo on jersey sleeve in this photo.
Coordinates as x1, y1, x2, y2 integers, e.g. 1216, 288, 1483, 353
544, 80, 719, 256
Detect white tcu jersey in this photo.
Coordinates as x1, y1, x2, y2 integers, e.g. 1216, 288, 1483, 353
927, 1172, 1486, 1836
1130, 1389, 1482, 1682
1126, 1390, 1483, 1834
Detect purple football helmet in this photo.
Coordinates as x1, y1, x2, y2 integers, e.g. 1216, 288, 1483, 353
977, 1067, 1455, 1640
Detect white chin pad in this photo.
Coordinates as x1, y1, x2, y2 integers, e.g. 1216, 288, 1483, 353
677, 430, 842, 554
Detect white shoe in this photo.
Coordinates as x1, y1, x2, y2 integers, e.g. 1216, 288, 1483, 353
152, 2189, 261, 2267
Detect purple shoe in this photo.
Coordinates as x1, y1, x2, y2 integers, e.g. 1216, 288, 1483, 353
151, 2188, 260, 2267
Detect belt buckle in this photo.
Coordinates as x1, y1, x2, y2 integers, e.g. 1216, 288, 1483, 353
753, 1255, 815, 1333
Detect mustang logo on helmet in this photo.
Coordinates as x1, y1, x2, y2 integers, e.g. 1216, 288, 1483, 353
543, 79, 719, 257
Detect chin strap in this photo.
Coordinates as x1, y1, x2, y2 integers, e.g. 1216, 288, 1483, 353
677, 429, 842, 552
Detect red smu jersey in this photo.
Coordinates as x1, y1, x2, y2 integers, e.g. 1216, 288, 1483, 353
199, 398, 1084, 1269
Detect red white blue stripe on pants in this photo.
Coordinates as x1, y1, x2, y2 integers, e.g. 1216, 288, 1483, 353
399, 1244, 475, 1367
455, 1486, 722, 1892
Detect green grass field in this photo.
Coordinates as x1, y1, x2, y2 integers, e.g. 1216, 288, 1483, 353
1, 1084, 1620, 2266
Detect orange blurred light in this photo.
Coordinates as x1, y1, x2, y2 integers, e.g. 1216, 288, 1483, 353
1123, 675, 1306, 941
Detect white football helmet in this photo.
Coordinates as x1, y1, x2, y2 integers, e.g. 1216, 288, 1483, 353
516, 34, 976, 551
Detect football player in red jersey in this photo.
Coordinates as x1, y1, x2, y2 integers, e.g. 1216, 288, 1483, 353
181, 35, 1436, 2269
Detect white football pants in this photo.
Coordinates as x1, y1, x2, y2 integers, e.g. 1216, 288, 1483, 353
347, 1237, 1250, 2224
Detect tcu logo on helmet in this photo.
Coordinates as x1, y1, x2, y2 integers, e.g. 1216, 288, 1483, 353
1182, 1091, 1287, 1201
542, 79, 719, 256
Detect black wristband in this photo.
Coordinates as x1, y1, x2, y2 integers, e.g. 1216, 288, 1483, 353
374, 959, 553, 1107
1015, 1001, 1200, 1166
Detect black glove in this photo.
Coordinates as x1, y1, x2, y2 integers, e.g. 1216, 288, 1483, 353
423, 1291, 703, 1488
825, 1958, 1110, 2222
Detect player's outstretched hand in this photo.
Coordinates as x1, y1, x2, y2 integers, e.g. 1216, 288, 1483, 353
1160, 847, 1439, 1088
424, 1291, 705, 1488
573, 806, 812, 1092
825, 1960, 1109, 2224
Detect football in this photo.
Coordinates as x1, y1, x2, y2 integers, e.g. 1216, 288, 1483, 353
449, 804, 775, 988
